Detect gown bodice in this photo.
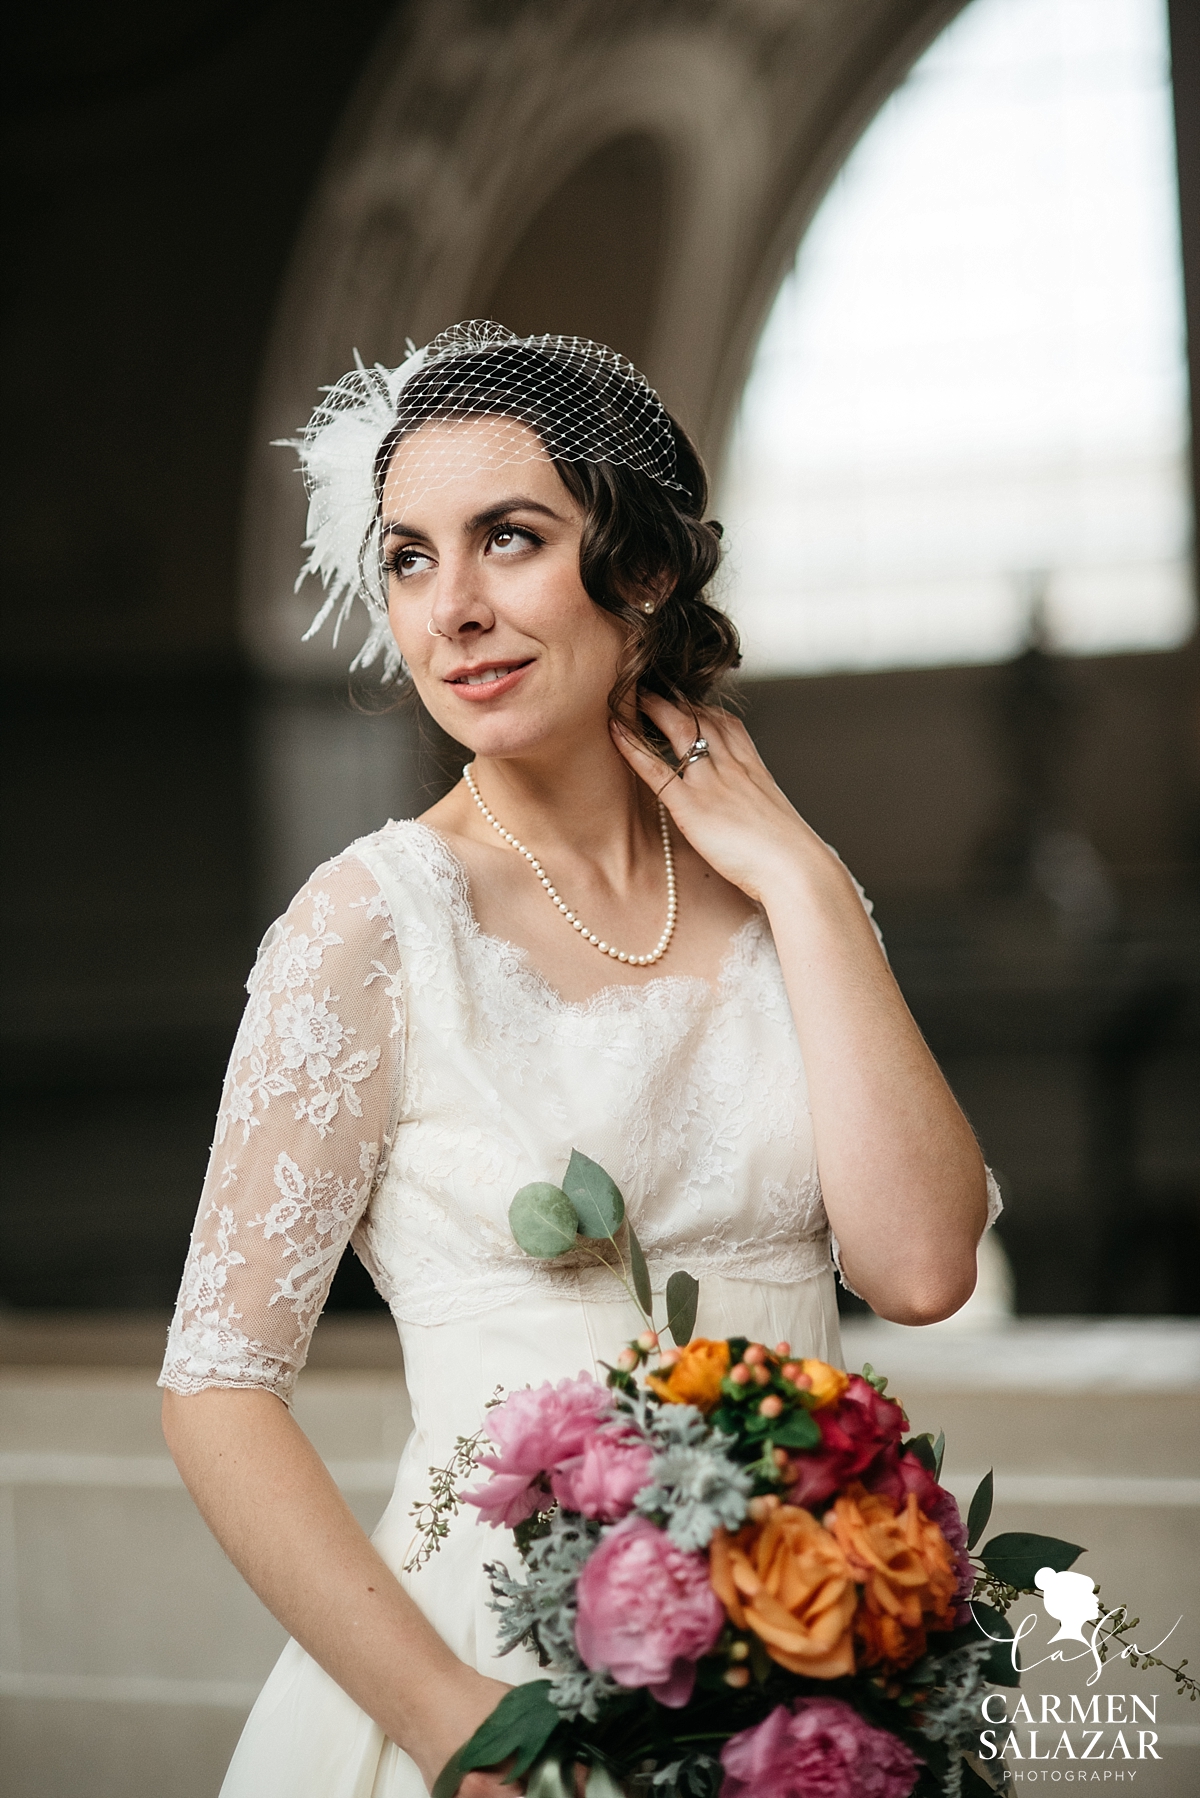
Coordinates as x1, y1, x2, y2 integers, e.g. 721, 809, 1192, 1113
160, 820, 836, 1406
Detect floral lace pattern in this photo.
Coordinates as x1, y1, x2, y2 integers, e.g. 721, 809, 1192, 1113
161, 820, 1001, 1403
161, 858, 404, 1403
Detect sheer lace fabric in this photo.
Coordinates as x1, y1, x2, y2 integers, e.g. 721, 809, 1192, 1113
160, 857, 404, 1402
162, 823, 843, 1404
161, 821, 1002, 1409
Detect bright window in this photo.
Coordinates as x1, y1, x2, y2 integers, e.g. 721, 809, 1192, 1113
718, 0, 1194, 675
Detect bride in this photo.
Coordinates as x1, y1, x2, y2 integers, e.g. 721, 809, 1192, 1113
160, 321, 993, 1797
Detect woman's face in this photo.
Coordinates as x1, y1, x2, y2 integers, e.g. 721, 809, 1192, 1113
382, 418, 627, 761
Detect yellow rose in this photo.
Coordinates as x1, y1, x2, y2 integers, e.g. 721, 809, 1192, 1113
647, 1338, 730, 1413
794, 1358, 850, 1409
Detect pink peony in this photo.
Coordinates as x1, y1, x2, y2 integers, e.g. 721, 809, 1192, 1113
864, 1450, 974, 1616
575, 1516, 724, 1707
551, 1428, 655, 1522
787, 1376, 907, 1509
465, 1373, 615, 1528
720, 1697, 921, 1798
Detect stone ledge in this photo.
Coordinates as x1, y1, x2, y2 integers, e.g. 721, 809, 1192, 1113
0, 1309, 402, 1370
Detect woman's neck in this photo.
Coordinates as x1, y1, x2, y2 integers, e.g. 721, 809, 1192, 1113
448, 733, 664, 884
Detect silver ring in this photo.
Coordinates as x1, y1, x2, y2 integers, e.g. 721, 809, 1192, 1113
427, 619, 444, 637
678, 735, 710, 776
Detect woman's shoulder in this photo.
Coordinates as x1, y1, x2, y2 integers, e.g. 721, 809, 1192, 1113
324, 818, 473, 948
247, 820, 469, 1018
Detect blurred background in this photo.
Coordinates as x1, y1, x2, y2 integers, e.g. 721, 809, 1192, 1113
3, 0, 1199, 1792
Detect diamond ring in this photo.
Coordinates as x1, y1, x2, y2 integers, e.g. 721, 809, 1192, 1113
679, 736, 711, 775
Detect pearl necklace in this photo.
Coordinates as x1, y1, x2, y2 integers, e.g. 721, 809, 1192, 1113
462, 763, 678, 966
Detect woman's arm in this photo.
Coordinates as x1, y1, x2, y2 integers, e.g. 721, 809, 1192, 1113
162, 1387, 512, 1790
614, 701, 988, 1324
159, 854, 520, 1792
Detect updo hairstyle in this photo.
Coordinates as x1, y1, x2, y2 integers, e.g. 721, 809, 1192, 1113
371, 342, 741, 735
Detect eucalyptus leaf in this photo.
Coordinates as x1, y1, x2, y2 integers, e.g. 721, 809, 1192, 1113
665, 1269, 699, 1346
932, 1430, 945, 1480
563, 1149, 625, 1238
509, 1184, 580, 1258
980, 1531, 1083, 1591
967, 1470, 993, 1550
627, 1220, 653, 1318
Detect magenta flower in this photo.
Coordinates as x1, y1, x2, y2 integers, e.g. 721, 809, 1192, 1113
787, 1376, 907, 1509
720, 1698, 921, 1798
551, 1428, 655, 1522
464, 1373, 614, 1528
575, 1516, 723, 1707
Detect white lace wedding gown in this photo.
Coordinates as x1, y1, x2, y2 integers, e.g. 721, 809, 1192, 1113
160, 820, 991, 1797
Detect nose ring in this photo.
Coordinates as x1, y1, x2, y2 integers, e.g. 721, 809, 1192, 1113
427, 619, 444, 637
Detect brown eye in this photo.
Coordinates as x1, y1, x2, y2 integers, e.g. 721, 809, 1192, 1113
390, 546, 433, 578
488, 525, 539, 556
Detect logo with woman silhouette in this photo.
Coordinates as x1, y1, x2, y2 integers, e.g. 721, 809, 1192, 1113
1036, 1566, 1101, 1643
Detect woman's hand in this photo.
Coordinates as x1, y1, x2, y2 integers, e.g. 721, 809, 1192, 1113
611, 694, 828, 907
421, 1671, 518, 1794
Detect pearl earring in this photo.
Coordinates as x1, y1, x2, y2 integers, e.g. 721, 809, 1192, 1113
642, 600, 654, 614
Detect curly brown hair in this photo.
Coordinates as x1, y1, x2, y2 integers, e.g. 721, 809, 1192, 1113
371, 342, 740, 741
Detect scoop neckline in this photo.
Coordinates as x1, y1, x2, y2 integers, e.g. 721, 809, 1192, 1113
397, 818, 767, 1015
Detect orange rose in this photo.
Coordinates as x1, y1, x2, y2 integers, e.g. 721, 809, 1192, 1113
827, 1485, 957, 1672
710, 1502, 857, 1679
793, 1358, 850, 1409
648, 1338, 730, 1413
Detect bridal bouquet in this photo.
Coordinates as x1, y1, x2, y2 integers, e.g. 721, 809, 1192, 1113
421, 1155, 1189, 1798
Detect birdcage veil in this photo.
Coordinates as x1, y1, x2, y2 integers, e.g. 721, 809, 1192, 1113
282, 320, 685, 681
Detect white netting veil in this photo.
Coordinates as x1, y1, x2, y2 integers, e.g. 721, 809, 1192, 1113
281, 320, 686, 680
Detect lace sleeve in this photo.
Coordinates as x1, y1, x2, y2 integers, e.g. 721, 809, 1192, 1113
159, 852, 403, 1405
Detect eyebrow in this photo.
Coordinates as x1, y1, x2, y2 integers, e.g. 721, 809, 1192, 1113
381, 496, 570, 540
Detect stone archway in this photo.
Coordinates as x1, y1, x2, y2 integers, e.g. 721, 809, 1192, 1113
242, 0, 967, 677
238, 0, 968, 906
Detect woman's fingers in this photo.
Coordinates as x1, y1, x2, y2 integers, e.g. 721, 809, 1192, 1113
610, 718, 678, 797
633, 691, 700, 763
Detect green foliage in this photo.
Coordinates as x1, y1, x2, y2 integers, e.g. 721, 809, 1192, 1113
979, 1531, 1082, 1591
564, 1149, 625, 1239
966, 1470, 993, 1550
628, 1221, 653, 1317
905, 1432, 938, 1476
665, 1270, 699, 1346
510, 1183, 581, 1257
932, 1430, 945, 1479
761, 1407, 821, 1450
439, 1679, 562, 1792
403, 1422, 490, 1573
513, 1510, 555, 1556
